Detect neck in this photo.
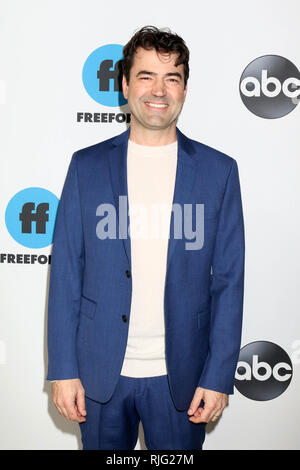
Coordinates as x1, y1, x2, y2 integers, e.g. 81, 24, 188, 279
128, 119, 177, 146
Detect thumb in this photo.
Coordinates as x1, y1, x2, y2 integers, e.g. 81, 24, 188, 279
187, 387, 204, 415
76, 389, 87, 416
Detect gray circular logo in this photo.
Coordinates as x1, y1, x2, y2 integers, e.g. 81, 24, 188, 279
239, 55, 300, 118
234, 341, 293, 401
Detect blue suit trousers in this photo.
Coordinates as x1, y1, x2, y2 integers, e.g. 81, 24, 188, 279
79, 374, 206, 450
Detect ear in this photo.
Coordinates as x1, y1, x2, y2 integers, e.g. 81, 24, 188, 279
122, 75, 129, 99
183, 83, 188, 100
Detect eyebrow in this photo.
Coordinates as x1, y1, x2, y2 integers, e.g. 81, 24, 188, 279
136, 70, 183, 80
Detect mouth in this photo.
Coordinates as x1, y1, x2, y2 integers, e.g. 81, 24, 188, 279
144, 101, 169, 111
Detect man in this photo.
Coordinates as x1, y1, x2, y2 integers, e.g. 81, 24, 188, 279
47, 26, 245, 450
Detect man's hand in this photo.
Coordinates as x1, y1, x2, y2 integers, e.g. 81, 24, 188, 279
51, 378, 87, 423
187, 387, 228, 424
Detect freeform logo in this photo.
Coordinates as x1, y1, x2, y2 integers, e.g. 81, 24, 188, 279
5, 187, 59, 248
82, 44, 127, 107
234, 341, 293, 401
239, 55, 300, 118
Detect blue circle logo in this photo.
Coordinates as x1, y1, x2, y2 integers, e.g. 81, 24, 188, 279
82, 44, 127, 107
5, 187, 59, 248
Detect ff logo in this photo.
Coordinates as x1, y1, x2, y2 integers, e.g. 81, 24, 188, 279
5, 187, 59, 248
239, 55, 300, 118
82, 44, 127, 107
234, 341, 293, 401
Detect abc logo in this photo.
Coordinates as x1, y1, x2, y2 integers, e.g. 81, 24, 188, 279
82, 44, 127, 107
234, 341, 293, 401
239, 55, 300, 118
5, 187, 59, 248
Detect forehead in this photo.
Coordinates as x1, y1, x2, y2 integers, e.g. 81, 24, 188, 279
131, 46, 183, 72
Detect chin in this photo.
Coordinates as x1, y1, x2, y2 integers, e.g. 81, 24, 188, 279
144, 122, 170, 130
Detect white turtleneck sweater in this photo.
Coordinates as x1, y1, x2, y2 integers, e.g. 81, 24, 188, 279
120, 138, 178, 377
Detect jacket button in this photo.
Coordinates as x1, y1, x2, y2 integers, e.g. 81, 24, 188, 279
122, 315, 127, 322
125, 270, 131, 278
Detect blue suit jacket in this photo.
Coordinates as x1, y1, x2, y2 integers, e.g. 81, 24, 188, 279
47, 126, 245, 411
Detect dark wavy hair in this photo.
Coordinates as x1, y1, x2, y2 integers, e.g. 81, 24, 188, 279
122, 25, 190, 88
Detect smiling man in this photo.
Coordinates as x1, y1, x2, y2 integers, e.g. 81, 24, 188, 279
122, 46, 187, 143
47, 26, 245, 450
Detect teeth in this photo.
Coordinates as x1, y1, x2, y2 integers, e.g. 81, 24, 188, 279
145, 102, 168, 108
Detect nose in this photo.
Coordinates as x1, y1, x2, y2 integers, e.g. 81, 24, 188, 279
151, 77, 166, 97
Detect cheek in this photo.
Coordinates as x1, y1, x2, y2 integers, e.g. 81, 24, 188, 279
168, 89, 183, 104
128, 88, 145, 103
175, 91, 185, 102
131, 81, 149, 95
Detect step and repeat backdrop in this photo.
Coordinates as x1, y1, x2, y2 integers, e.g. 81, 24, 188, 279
0, 0, 299, 450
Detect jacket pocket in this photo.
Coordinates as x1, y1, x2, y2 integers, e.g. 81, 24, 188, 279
79, 295, 97, 319
197, 308, 211, 329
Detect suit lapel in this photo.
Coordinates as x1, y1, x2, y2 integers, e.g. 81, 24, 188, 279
107, 126, 198, 271
166, 128, 197, 270
108, 127, 131, 265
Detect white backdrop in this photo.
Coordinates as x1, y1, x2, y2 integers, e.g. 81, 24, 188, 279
1, 0, 299, 450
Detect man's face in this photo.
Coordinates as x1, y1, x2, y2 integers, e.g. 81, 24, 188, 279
122, 47, 188, 131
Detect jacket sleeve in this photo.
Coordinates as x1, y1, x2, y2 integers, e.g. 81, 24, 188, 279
197, 158, 245, 394
46, 152, 84, 380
